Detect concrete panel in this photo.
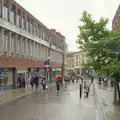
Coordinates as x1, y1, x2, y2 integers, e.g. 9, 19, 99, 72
0, 18, 63, 53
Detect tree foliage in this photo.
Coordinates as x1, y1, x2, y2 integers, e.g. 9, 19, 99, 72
77, 11, 120, 103
77, 11, 111, 74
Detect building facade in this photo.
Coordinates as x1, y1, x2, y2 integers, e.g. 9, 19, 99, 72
74, 51, 88, 74
67, 51, 91, 74
62, 42, 68, 76
112, 5, 120, 30
67, 52, 74, 71
0, 0, 66, 89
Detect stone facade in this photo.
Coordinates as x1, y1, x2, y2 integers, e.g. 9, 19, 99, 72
112, 5, 120, 30
0, 0, 67, 89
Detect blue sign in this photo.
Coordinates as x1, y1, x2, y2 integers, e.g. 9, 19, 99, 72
44, 60, 49, 66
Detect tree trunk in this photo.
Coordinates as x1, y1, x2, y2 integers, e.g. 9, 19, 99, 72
117, 81, 120, 104
114, 81, 117, 104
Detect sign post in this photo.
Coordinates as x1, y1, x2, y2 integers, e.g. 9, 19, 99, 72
44, 59, 50, 82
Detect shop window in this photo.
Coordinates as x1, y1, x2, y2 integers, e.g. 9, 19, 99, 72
0, 69, 13, 88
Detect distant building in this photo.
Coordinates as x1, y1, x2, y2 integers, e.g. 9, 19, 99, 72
67, 52, 74, 70
67, 51, 91, 74
74, 51, 88, 74
112, 5, 120, 30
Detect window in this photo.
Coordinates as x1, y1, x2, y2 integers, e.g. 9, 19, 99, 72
76, 61, 78, 66
17, 39, 20, 53
72, 59, 74, 63
69, 60, 71, 64
72, 64, 74, 68
76, 55, 78, 59
11, 36, 15, 53
4, 34, 8, 52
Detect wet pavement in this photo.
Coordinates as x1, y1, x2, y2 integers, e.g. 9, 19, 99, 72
0, 83, 98, 120
95, 82, 120, 120
0, 83, 56, 105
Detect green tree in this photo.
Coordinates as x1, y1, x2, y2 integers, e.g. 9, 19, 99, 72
77, 10, 110, 71
77, 11, 120, 104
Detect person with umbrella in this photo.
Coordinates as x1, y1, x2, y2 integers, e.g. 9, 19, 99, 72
54, 73, 61, 92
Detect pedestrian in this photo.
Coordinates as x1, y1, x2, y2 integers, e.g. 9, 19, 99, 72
54, 74, 61, 92
90, 75, 94, 84
103, 76, 109, 86
84, 83, 90, 97
30, 76, 34, 89
84, 81, 86, 89
76, 73, 79, 82
41, 77, 46, 90
18, 77, 22, 88
34, 76, 39, 90
22, 77, 26, 88
56, 79, 60, 92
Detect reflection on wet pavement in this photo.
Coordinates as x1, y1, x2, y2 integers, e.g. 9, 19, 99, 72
0, 83, 97, 120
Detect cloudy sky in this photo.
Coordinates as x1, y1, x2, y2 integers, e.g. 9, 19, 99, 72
15, 0, 119, 52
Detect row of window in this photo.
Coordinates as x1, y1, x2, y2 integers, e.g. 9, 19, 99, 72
75, 54, 84, 60
68, 64, 74, 69
0, 5, 64, 49
76, 61, 84, 66
0, 29, 62, 63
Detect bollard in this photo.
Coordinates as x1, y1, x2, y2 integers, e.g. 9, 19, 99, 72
80, 84, 82, 98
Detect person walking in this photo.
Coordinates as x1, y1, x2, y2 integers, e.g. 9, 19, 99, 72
84, 83, 90, 97
55, 74, 61, 92
30, 76, 34, 89
56, 79, 60, 92
22, 77, 26, 88
90, 75, 94, 84
18, 77, 22, 88
34, 76, 39, 90
41, 77, 46, 90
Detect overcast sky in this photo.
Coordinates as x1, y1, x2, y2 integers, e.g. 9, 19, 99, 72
15, 0, 119, 52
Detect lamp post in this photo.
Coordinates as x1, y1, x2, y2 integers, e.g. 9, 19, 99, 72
44, 56, 51, 82
0, 47, 4, 74
48, 56, 52, 82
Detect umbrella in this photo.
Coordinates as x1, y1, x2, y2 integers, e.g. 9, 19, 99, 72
54, 75, 61, 80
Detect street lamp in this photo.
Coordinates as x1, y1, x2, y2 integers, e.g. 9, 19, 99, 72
0, 47, 4, 73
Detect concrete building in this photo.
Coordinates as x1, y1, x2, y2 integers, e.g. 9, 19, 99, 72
74, 51, 88, 74
67, 52, 74, 70
112, 5, 120, 30
67, 51, 91, 74
0, 0, 66, 89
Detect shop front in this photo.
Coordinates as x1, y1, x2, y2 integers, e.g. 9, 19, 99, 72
52, 68, 61, 77
16, 68, 28, 88
0, 68, 13, 89
30, 68, 44, 77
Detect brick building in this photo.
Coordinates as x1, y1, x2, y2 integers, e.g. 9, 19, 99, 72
112, 5, 120, 30
0, 0, 66, 89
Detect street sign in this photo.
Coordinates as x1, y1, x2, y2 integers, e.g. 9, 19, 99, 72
44, 59, 50, 68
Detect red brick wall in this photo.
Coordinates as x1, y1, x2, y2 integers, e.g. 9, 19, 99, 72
0, 54, 61, 68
